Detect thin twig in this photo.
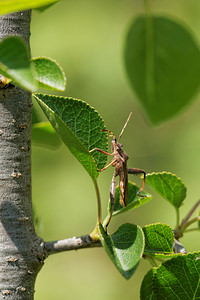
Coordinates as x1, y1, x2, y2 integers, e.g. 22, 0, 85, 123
179, 199, 200, 229
43, 235, 102, 257
181, 216, 200, 232
184, 227, 200, 233
175, 207, 180, 230
144, 0, 151, 16
93, 179, 101, 223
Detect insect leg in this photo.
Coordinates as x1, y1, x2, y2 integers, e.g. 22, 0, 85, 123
106, 172, 117, 230
89, 148, 113, 156
128, 168, 146, 195
99, 159, 117, 171
90, 148, 117, 171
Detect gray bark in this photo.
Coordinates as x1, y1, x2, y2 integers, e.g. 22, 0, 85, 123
0, 9, 102, 299
0, 11, 43, 300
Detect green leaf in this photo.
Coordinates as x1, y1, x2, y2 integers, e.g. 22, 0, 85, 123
34, 2, 57, 12
0, 37, 37, 91
32, 122, 61, 149
141, 252, 200, 300
124, 15, 200, 124
99, 223, 144, 279
33, 93, 108, 179
0, 0, 59, 16
143, 223, 174, 257
146, 172, 186, 208
32, 57, 66, 91
107, 181, 151, 217
140, 269, 156, 300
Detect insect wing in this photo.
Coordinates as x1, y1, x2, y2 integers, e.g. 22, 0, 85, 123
119, 162, 128, 207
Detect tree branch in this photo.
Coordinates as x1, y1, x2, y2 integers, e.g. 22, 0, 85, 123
179, 199, 200, 229
43, 235, 102, 257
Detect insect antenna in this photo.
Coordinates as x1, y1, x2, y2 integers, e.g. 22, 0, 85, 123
118, 112, 132, 142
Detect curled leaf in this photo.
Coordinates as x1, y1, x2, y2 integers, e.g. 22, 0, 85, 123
32, 57, 66, 91
99, 223, 144, 279
0, 37, 36, 91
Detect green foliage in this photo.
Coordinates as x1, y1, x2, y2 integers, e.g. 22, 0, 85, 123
0, 37, 37, 91
146, 172, 186, 208
107, 181, 151, 217
2, 2, 200, 298
0, 0, 59, 16
33, 93, 108, 179
141, 252, 200, 299
99, 223, 144, 279
0, 38, 66, 93
124, 15, 200, 124
143, 223, 174, 257
32, 57, 66, 91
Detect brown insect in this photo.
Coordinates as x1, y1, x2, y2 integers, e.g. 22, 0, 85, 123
90, 112, 146, 228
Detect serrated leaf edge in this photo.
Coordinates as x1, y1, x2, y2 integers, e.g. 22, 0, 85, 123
143, 222, 173, 231
151, 251, 200, 271
143, 222, 174, 256
146, 171, 186, 188
146, 171, 187, 207
33, 93, 108, 176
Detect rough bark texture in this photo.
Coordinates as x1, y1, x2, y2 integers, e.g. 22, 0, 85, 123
0, 11, 43, 300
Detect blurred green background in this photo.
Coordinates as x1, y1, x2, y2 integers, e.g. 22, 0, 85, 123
31, 1, 200, 299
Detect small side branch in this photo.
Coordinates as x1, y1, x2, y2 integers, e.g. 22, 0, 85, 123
43, 235, 102, 257
179, 199, 200, 229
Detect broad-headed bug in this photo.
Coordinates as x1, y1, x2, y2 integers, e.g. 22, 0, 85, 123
90, 112, 146, 228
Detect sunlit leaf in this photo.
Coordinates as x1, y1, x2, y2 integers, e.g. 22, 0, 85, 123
99, 223, 144, 279
143, 223, 174, 257
0, 0, 59, 16
34, 2, 57, 12
32, 57, 66, 91
141, 252, 200, 300
146, 172, 186, 208
0, 37, 36, 91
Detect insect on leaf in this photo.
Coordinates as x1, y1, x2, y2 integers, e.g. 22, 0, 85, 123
106, 181, 151, 219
